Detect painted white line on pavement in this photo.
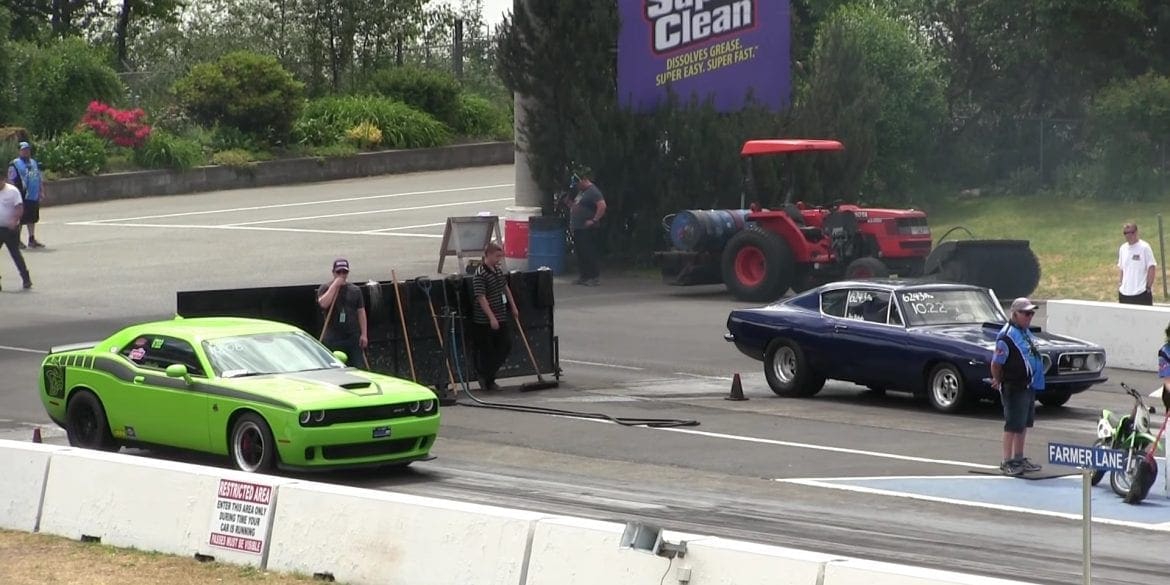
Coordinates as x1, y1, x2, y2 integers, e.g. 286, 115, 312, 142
0, 344, 48, 355
362, 222, 448, 233
780, 477, 1170, 533
560, 359, 645, 371
570, 417, 997, 469
222, 197, 513, 226
70, 183, 515, 224
66, 222, 444, 239
674, 372, 734, 381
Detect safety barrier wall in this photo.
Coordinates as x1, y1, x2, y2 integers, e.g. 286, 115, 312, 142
1045, 300, 1170, 372
0, 439, 1041, 585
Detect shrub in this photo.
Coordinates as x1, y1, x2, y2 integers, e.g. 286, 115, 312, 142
1085, 73, 1170, 200
453, 93, 511, 138
210, 149, 258, 168
80, 101, 152, 149
295, 96, 451, 149
346, 121, 383, 149
133, 130, 204, 170
37, 130, 108, 177
363, 66, 461, 126
10, 38, 125, 137
173, 51, 305, 142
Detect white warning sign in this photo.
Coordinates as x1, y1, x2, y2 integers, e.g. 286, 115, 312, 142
208, 479, 274, 554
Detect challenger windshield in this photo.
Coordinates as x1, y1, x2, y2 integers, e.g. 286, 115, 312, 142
898, 290, 1004, 326
203, 331, 344, 378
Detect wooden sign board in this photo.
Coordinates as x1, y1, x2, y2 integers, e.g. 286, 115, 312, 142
437, 215, 501, 273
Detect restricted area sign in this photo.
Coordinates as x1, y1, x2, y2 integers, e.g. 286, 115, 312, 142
1048, 442, 1128, 471
207, 479, 275, 555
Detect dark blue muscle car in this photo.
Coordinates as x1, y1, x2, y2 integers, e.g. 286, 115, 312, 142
724, 280, 1108, 413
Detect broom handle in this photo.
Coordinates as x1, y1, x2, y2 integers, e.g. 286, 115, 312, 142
513, 311, 543, 376
319, 292, 338, 341
391, 270, 417, 381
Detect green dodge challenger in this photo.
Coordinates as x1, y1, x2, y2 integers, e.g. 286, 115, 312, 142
39, 316, 441, 473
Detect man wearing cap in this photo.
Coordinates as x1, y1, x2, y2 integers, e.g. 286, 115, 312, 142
1117, 222, 1156, 305
0, 177, 32, 290
316, 259, 368, 369
989, 297, 1046, 476
8, 141, 45, 249
567, 167, 606, 286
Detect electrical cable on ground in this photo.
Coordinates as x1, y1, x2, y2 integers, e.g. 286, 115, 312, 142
437, 278, 699, 428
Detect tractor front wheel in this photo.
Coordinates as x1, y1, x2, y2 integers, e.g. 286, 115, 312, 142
721, 228, 795, 303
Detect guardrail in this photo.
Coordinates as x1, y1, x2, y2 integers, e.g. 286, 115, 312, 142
1045, 300, 1170, 372
0, 439, 1040, 585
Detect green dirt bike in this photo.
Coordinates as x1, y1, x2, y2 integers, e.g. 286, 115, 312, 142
1092, 382, 1160, 504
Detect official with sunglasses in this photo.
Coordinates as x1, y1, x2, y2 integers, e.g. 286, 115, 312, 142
989, 297, 1046, 476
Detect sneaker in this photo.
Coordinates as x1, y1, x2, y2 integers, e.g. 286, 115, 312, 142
28, 240, 45, 249
572, 278, 587, 285
584, 278, 600, 287
1000, 460, 1023, 476
17, 242, 25, 250
1017, 457, 1042, 473
22, 279, 31, 289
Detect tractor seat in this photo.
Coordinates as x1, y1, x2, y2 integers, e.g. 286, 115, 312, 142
799, 226, 823, 242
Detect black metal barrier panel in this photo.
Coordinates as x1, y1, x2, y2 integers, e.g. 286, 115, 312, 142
176, 270, 559, 389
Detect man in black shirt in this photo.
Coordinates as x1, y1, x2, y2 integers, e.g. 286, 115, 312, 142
316, 258, 368, 369
472, 243, 519, 390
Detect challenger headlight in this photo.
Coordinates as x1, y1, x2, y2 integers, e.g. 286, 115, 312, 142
313, 410, 326, 423
299, 411, 311, 425
298, 410, 327, 427
409, 401, 421, 414
421, 399, 436, 414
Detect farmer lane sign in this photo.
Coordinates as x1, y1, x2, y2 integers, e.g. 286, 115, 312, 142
1047, 442, 1128, 471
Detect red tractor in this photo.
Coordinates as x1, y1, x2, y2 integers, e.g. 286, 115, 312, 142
657, 139, 1040, 303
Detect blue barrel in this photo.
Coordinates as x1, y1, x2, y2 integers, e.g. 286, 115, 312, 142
527, 215, 567, 274
669, 209, 750, 252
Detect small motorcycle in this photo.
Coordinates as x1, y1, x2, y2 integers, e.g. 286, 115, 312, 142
1092, 382, 1159, 504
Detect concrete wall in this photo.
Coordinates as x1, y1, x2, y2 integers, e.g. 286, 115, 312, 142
1045, 300, 1170, 371
44, 141, 514, 207
0, 438, 1042, 585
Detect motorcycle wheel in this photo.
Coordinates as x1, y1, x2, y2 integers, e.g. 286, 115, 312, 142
1110, 448, 1140, 497
1124, 457, 1159, 505
1090, 439, 1108, 486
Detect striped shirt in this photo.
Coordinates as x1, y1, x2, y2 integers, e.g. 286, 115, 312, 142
472, 263, 508, 324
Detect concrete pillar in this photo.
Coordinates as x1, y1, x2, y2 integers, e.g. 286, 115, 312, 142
512, 0, 542, 209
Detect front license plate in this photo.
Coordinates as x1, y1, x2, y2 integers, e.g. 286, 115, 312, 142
372, 426, 391, 439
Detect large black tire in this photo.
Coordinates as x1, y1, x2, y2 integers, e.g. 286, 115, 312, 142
1037, 390, 1071, 408
722, 228, 795, 303
925, 363, 971, 414
844, 257, 889, 280
65, 390, 119, 451
230, 412, 278, 473
1124, 457, 1158, 505
763, 339, 825, 397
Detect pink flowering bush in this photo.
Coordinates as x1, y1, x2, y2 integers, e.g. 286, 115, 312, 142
79, 101, 152, 149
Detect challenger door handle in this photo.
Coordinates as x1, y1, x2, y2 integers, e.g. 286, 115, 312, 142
133, 375, 145, 384
834, 324, 849, 331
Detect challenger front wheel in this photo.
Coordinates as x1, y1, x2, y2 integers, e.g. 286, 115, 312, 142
65, 390, 119, 452
230, 413, 277, 473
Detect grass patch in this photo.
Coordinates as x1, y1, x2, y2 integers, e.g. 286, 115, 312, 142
924, 193, 1170, 301
0, 529, 328, 584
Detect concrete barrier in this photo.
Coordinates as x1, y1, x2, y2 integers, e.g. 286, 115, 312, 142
1045, 299, 1170, 371
38, 449, 295, 567
265, 482, 548, 585
524, 517, 703, 585
44, 141, 514, 207
824, 558, 1041, 585
668, 536, 846, 585
0, 439, 69, 532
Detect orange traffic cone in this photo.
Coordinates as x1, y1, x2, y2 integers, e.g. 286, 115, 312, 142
725, 373, 748, 401
32, 427, 42, 443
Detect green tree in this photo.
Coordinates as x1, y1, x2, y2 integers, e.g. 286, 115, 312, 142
10, 37, 124, 136
112, 0, 185, 71
173, 50, 305, 142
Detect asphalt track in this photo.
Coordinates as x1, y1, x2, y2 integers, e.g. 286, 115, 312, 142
2, 165, 1168, 584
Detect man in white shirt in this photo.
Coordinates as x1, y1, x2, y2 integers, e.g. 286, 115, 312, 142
1118, 222, 1156, 305
0, 180, 32, 290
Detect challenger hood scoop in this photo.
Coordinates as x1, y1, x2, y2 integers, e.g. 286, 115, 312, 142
287, 369, 379, 393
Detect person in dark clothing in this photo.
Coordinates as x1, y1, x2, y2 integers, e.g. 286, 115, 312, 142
989, 297, 1046, 476
0, 179, 31, 290
471, 243, 519, 390
567, 167, 606, 286
316, 258, 368, 369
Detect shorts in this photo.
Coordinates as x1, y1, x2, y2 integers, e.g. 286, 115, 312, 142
1001, 382, 1035, 432
20, 199, 39, 225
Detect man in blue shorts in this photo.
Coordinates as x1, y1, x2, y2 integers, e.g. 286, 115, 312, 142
989, 297, 1046, 475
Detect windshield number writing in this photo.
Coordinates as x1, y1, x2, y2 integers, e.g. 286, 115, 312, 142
902, 292, 935, 302
910, 302, 947, 315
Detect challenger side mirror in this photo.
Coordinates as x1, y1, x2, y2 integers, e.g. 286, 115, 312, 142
165, 363, 192, 384
333, 350, 348, 365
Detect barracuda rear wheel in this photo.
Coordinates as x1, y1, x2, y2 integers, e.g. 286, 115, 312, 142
230, 413, 276, 473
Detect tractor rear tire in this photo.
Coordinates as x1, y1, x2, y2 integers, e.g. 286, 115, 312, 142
722, 227, 795, 303
844, 257, 889, 280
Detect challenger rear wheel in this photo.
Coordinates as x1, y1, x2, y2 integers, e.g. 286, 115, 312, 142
763, 339, 824, 397
230, 413, 277, 473
65, 390, 119, 451
722, 228, 795, 303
